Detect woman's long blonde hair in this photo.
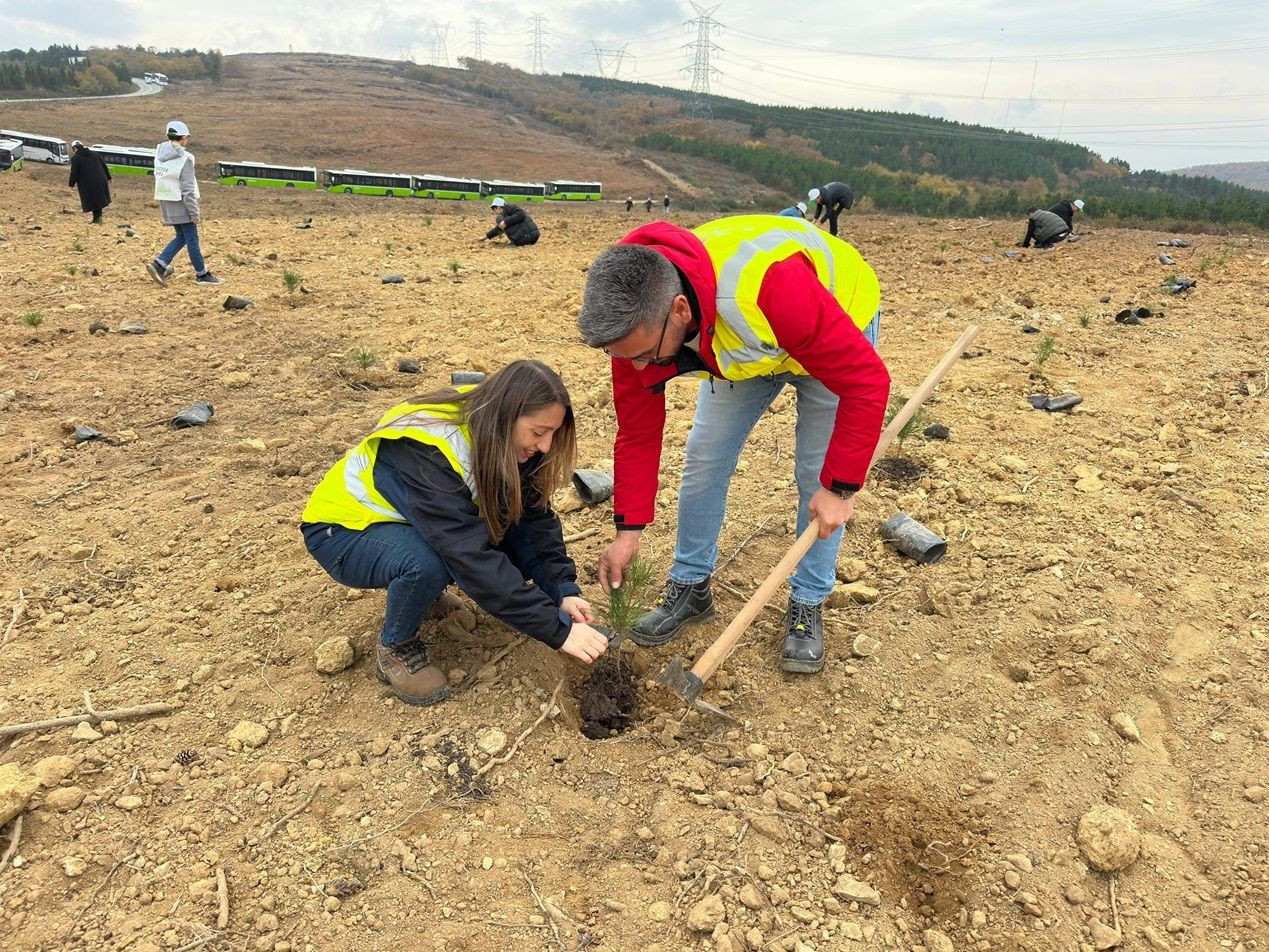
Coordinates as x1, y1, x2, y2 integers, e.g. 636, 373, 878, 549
412, 360, 576, 543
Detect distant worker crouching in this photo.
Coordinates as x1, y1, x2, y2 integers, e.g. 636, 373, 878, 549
778, 201, 808, 219
68, 140, 112, 225
808, 181, 853, 236
1048, 198, 1084, 235
1019, 207, 1069, 249
482, 196, 540, 246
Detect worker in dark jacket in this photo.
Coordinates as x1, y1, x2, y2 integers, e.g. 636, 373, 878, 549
67, 140, 111, 224
482, 197, 540, 246
1019, 206, 1070, 249
1048, 198, 1084, 232
808, 181, 853, 236
301, 361, 608, 706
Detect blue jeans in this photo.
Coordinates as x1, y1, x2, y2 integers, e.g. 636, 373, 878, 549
302, 521, 571, 646
157, 222, 207, 275
670, 311, 879, 605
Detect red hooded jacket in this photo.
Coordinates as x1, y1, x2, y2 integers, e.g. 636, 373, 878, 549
610, 222, 891, 529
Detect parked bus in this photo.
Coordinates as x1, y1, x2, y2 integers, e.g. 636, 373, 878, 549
323, 169, 413, 197
411, 174, 482, 200
0, 139, 24, 173
0, 129, 69, 164
546, 180, 602, 201
481, 179, 547, 203
146, 72, 169, 86
219, 161, 318, 189
89, 144, 156, 176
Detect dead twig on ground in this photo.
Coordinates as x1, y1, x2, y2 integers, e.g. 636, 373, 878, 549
473, 679, 564, 780
264, 785, 321, 839
562, 527, 600, 544
260, 630, 286, 706
738, 806, 843, 843
63, 845, 139, 941
403, 869, 437, 900
216, 867, 229, 929
524, 873, 565, 950
1109, 875, 1121, 935
715, 516, 774, 575
0, 699, 178, 739
35, 482, 90, 506
3, 589, 25, 646
1, 815, 23, 875
173, 932, 222, 952
316, 795, 437, 855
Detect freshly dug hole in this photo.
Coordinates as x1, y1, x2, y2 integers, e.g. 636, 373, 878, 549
578, 656, 639, 739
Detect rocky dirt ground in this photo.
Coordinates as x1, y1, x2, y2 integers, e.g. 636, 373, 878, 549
1, 153, 1268, 952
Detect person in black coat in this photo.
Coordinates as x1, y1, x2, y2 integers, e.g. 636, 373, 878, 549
808, 182, 854, 237
1048, 199, 1084, 232
67, 141, 112, 224
625, 196, 634, 213
481, 197, 540, 246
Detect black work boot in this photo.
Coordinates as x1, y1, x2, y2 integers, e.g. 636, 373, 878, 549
629, 577, 715, 647
780, 600, 825, 673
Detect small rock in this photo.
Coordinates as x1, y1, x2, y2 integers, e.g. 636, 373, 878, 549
1111, 712, 1141, 743
43, 786, 87, 812
923, 422, 950, 440
62, 856, 88, 877
88, 321, 110, 334
1141, 926, 1171, 949
118, 319, 148, 334
1020, 324, 1040, 334
72, 425, 102, 444
476, 729, 508, 757
1165, 918, 1183, 934
851, 634, 881, 658
31, 755, 76, 788
116, 795, 144, 811
227, 721, 270, 751
1077, 805, 1141, 872
222, 371, 252, 388
686, 893, 725, 932
1006, 661, 1034, 683
171, 401, 215, 428
1090, 918, 1123, 949
739, 883, 764, 910
648, 900, 671, 922
0, 764, 40, 825
314, 637, 356, 674
836, 558, 867, 583
832, 873, 881, 906
827, 582, 878, 607
71, 722, 103, 743
223, 295, 253, 310
780, 751, 808, 774
382, 274, 405, 284
397, 358, 421, 374
924, 928, 954, 952
234, 438, 268, 455
1004, 853, 1033, 873
1158, 253, 1175, 265
1065, 884, 1086, 904
1243, 785, 1266, 804
1099, 295, 1111, 303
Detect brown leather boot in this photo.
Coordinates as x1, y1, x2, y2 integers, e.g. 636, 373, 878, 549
428, 590, 464, 619
376, 639, 451, 707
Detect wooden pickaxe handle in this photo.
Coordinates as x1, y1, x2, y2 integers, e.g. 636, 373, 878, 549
686, 324, 981, 687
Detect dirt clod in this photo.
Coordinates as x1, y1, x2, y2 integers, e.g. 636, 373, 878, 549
578, 658, 638, 739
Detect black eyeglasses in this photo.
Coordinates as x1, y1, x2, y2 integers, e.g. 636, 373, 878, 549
603, 311, 672, 365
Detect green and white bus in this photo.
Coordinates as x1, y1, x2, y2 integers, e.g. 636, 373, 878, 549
0, 139, 23, 173
0, 129, 68, 164
219, 161, 318, 189
546, 180, 602, 201
411, 174, 482, 200
90, 144, 156, 176
323, 169, 413, 197
481, 179, 547, 203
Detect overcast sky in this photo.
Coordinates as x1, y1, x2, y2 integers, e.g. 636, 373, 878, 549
3, 0, 1267, 172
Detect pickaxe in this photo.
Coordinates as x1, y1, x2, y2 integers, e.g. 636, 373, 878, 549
658, 325, 982, 715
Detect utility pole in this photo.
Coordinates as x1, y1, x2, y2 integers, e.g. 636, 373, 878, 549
683, 2, 723, 118
592, 43, 628, 78
430, 23, 451, 68
470, 18, 486, 61
528, 13, 548, 74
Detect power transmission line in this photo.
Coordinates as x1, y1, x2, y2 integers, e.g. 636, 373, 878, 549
683, 2, 723, 117
528, 13, 549, 74
470, 18, 486, 61
430, 23, 451, 68
592, 43, 628, 78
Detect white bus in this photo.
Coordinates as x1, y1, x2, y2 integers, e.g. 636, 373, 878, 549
144, 72, 169, 86
0, 129, 69, 165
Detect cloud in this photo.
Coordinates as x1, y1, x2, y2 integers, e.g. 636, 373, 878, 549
0, 0, 141, 46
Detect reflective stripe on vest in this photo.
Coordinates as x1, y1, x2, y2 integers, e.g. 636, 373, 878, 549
301, 401, 476, 531
692, 215, 880, 380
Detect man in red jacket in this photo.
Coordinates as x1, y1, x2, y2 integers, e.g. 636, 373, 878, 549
577, 216, 890, 673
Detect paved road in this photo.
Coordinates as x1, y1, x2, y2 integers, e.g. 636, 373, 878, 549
0, 77, 161, 105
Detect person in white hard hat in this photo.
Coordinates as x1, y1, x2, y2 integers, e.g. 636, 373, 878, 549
481, 196, 540, 246
145, 120, 222, 286
778, 201, 808, 218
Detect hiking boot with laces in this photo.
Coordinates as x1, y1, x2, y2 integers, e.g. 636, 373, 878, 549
779, 600, 825, 673
376, 638, 451, 706
629, 577, 715, 647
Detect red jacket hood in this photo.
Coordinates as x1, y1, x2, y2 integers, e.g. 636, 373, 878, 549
618, 223, 721, 381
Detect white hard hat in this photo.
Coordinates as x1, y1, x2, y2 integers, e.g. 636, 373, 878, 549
166, 120, 189, 137
490, 197, 506, 208
808, 188, 821, 202
1073, 199, 1085, 211
796, 202, 807, 213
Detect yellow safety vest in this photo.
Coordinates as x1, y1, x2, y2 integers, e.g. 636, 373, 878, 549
301, 398, 476, 530
692, 215, 880, 380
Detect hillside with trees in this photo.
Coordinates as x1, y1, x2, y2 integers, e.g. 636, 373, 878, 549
405, 59, 1269, 231
0, 45, 221, 97
1169, 161, 1269, 193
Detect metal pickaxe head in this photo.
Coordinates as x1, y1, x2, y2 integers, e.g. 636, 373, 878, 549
657, 655, 736, 721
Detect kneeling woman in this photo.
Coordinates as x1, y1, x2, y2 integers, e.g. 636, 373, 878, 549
301, 360, 609, 706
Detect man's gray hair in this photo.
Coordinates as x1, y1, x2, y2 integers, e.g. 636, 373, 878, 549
577, 245, 680, 348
